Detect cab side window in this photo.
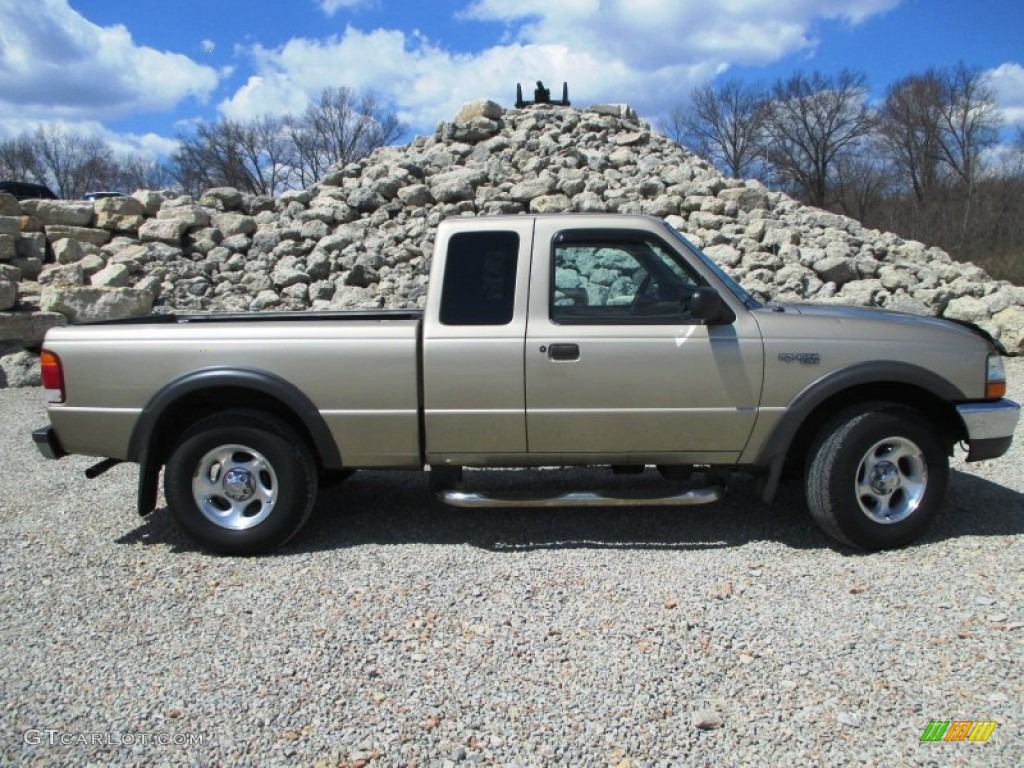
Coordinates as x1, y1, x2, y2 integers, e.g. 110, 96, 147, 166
440, 231, 519, 325
552, 233, 702, 324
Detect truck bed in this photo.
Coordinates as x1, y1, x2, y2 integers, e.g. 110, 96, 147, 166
42, 310, 425, 467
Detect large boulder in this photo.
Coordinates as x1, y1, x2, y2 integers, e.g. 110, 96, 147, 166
40, 286, 154, 323
138, 217, 188, 244
0, 345, 41, 388
454, 100, 504, 123
24, 200, 94, 226
0, 311, 66, 345
44, 224, 111, 246
93, 196, 146, 216
994, 306, 1024, 355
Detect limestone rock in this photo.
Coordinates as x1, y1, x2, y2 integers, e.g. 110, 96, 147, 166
41, 286, 154, 323
0, 345, 41, 388
211, 212, 257, 237
0, 216, 19, 237
201, 187, 245, 211
27, 200, 94, 226
95, 212, 145, 232
993, 306, 1024, 354
157, 205, 211, 230
530, 194, 571, 213
131, 190, 166, 215
90, 262, 132, 288
44, 225, 111, 246
0, 311, 66, 344
139, 217, 188, 244
53, 238, 85, 264
813, 255, 858, 286
455, 100, 504, 123
39, 262, 85, 287
943, 296, 990, 324
94, 196, 146, 216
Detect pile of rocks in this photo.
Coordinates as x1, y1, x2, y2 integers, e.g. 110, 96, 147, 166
2, 99, 1022, 386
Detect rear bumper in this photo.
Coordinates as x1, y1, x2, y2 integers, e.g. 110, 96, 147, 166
32, 426, 67, 460
956, 400, 1020, 462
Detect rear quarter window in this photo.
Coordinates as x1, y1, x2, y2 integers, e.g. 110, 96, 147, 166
439, 231, 520, 325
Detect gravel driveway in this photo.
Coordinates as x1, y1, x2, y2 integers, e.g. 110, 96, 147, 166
2, 362, 1022, 767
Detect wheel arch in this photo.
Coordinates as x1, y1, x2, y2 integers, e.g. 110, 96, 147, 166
756, 361, 967, 503
129, 368, 342, 515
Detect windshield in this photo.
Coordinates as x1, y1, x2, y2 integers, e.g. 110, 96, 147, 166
659, 220, 761, 309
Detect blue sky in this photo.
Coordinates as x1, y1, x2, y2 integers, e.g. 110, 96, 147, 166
1, 0, 1022, 159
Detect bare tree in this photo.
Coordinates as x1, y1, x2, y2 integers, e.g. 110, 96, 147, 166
286, 87, 405, 187
935, 62, 1001, 188
114, 154, 177, 192
0, 134, 47, 183
879, 72, 945, 204
31, 125, 119, 198
662, 79, 766, 179
832, 141, 896, 223
759, 70, 877, 207
171, 88, 405, 194
171, 116, 292, 196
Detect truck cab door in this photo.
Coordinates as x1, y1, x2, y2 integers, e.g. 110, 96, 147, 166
524, 220, 764, 463
422, 218, 535, 461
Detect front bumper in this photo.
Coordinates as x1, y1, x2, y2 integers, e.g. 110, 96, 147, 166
32, 426, 67, 460
956, 399, 1020, 462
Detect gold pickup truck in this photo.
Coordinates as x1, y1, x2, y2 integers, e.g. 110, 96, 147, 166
32, 214, 1019, 554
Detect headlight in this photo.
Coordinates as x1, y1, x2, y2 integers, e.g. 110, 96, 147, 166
986, 353, 1006, 400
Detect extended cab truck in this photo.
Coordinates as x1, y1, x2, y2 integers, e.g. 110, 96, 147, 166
32, 215, 1019, 555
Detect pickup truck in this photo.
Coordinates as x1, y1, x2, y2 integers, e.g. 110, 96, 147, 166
32, 214, 1019, 554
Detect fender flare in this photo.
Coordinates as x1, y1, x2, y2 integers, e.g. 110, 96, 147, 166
755, 361, 966, 503
129, 367, 342, 515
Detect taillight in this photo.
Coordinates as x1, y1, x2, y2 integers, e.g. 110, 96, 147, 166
985, 353, 1006, 400
40, 350, 65, 404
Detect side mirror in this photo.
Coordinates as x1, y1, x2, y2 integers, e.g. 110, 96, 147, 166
690, 286, 735, 325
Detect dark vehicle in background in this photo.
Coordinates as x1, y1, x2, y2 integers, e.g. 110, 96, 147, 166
0, 181, 57, 200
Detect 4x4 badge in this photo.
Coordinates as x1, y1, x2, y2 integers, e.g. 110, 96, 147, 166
778, 352, 821, 365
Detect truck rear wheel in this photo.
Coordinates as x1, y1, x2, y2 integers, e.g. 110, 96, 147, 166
804, 404, 948, 550
165, 409, 318, 555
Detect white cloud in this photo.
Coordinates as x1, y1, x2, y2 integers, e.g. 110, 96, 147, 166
0, 0, 219, 126
200, 39, 216, 53
0, 117, 178, 160
220, 0, 902, 133
986, 62, 1024, 127
317, 0, 377, 15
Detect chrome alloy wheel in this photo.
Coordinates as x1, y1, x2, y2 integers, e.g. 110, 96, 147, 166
855, 436, 928, 524
191, 444, 279, 530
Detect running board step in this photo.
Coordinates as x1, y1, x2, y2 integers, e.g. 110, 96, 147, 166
439, 487, 724, 509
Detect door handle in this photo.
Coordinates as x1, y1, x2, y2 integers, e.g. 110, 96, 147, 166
548, 343, 580, 361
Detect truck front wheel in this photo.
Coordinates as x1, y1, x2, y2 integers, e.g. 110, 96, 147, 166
805, 404, 948, 550
165, 410, 318, 555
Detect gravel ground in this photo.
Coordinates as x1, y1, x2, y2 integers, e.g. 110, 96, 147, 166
1, 361, 1022, 767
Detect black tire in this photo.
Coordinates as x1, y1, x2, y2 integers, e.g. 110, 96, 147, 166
804, 404, 948, 551
165, 409, 318, 555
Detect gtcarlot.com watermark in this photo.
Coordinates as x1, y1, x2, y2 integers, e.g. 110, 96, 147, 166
24, 729, 209, 747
